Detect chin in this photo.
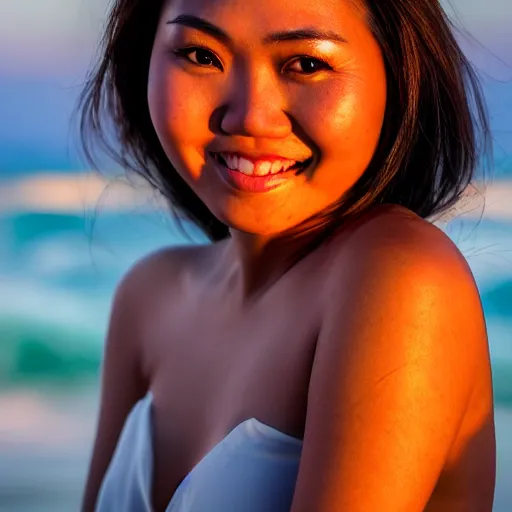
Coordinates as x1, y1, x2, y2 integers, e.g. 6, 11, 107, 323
226, 220, 286, 237
213, 213, 293, 238
221, 208, 327, 239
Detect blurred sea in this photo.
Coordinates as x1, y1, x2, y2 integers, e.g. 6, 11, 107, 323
0, 208, 206, 388
0, 185, 511, 510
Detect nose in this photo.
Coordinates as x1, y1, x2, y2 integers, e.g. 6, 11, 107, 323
219, 66, 292, 138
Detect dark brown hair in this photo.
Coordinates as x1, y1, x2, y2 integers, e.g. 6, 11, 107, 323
77, 0, 492, 247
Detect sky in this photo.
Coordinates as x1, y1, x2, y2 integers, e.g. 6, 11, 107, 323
0, 0, 511, 176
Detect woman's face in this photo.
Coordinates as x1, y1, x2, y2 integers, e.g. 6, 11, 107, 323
148, 0, 386, 236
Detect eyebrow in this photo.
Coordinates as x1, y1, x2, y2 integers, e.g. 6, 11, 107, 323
166, 14, 348, 46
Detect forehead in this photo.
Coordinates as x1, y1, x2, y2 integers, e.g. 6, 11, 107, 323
161, 0, 364, 35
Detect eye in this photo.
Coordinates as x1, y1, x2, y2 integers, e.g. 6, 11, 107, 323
173, 47, 223, 70
285, 56, 332, 75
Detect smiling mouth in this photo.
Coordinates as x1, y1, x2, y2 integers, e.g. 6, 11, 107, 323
209, 152, 313, 177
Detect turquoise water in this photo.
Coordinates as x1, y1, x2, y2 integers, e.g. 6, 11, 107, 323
0, 208, 511, 403
0, 210, 204, 386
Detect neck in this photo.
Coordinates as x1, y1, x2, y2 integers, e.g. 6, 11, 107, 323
221, 221, 330, 304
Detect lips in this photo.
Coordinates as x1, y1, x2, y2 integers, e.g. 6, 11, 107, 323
208, 151, 313, 193
213, 152, 305, 176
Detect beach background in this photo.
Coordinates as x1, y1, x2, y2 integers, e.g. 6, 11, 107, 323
0, 0, 511, 510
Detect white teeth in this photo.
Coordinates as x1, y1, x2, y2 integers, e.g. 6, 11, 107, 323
270, 161, 284, 175
225, 154, 238, 170
254, 161, 272, 177
217, 153, 298, 177
238, 157, 255, 175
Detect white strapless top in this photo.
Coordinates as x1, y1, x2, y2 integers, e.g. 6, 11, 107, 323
95, 392, 303, 511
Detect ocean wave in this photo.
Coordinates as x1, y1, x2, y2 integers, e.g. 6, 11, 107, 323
0, 315, 102, 386
482, 280, 512, 319
493, 360, 512, 408
0, 277, 111, 332
0, 210, 204, 278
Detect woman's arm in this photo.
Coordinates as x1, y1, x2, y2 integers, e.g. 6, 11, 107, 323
290, 215, 491, 512
80, 253, 161, 511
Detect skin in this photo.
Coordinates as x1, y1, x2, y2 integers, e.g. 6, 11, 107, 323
147, 0, 387, 298
81, 0, 496, 510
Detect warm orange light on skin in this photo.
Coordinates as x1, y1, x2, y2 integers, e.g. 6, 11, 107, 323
147, 0, 387, 239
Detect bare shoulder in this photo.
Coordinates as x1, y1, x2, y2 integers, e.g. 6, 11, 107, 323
323, 203, 487, 375
115, 241, 218, 309
115, 243, 209, 301
107, 241, 220, 380
290, 205, 493, 511
331, 203, 470, 269
324, 204, 479, 304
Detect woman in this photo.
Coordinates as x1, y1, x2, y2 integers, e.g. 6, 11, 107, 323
79, 0, 496, 510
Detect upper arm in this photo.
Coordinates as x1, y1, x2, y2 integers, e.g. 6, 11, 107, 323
81, 249, 175, 511
290, 218, 487, 512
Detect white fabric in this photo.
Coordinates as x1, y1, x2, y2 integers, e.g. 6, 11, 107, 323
96, 392, 303, 511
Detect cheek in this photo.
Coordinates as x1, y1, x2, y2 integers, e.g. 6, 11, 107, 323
290, 72, 386, 196
307, 76, 386, 164
147, 54, 212, 157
